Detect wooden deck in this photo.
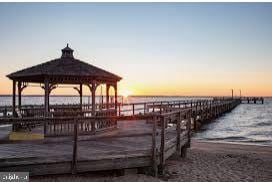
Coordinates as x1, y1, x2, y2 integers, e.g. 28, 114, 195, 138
0, 98, 243, 177
0, 119, 189, 176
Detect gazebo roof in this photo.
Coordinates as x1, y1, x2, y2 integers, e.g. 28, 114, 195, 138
7, 45, 122, 84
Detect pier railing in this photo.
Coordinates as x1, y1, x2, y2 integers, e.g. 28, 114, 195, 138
0, 99, 199, 119
0, 116, 117, 137
0, 98, 241, 134
0, 96, 264, 119
0, 108, 192, 176
154, 108, 191, 174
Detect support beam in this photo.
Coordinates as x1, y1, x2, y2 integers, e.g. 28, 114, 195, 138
100, 85, 103, 109
91, 82, 96, 116
106, 84, 110, 109
12, 80, 16, 117
91, 81, 96, 133
18, 81, 22, 110
79, 84, 83, 108
114, 83, 118, 113
73, 84, 83, 108
44, 79, 49, 116
44, 79, 49, 135
17, 82, 27, 110
48, 84, 57, 95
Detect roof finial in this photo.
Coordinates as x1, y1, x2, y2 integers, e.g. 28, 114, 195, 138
61, 43, 74, 58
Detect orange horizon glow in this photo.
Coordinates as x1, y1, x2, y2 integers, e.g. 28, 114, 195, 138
0, 78, 271, 97
0, 68, 271, 97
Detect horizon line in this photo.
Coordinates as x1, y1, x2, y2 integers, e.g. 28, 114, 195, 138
0, 94, 270, 98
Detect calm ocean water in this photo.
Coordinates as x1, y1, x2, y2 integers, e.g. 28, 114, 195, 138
194, 98, 272, 146
0, 96, 271, 146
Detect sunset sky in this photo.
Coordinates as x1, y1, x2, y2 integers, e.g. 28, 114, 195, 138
0, 3, 271, 96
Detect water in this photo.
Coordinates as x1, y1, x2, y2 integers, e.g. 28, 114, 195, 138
0, 95, 204, 106
0, 96, 271, 146
194, 98, 272, 146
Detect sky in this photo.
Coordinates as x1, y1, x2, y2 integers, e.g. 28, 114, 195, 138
0, 3, 271, 97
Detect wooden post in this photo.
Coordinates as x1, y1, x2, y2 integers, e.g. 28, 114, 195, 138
132, 104, 135, 116
71, 118, 78, 174
3, 107, 7, 117
106, 84, 110, 109
181, 111, 189, 158
187, 110, 192, 148
91, 82, 96, 132
159, 116, 165, 175
144, 103, 146, 114
114, 83, 118, 114
151, 116, 158, 177
43, 118, 48, 136
181, 145, 187, 158
100, 85, 103, 109
118, 103, 121, 116
12, 80, 16, 131
12, 80, 16, 117
18, 81, 22, 110
176, 112, 181, 154
44, 79, 49, 116
79, 84, 82, 109
91, 82, 96, 116
194, 102, 198, 130
160, 104, 162, 114
44, 79, 49, 135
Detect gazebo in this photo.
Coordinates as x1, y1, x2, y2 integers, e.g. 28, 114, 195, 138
7, 44, 122, 118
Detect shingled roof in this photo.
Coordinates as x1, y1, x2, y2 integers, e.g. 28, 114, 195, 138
7, 44, 122, 83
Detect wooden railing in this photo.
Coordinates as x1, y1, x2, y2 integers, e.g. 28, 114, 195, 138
0, 116, 117, 137
45, 116, 117, 136
240, 97, 264, 104
0, 98, 236, 118
0, 96, 264, 119
117, 99, 212, 116
0, 102, 116, 118
152, 108, 191, 175
0, 98, 241, 134
0, 107, 192, 176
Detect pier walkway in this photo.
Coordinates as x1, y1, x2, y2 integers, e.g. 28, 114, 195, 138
0, 98, 241, 176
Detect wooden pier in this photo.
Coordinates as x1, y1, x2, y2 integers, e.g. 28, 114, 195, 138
240, 97, 264, 104
0, 98, 241, 176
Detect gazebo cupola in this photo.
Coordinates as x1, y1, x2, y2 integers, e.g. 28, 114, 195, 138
61, 44, 74, 58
